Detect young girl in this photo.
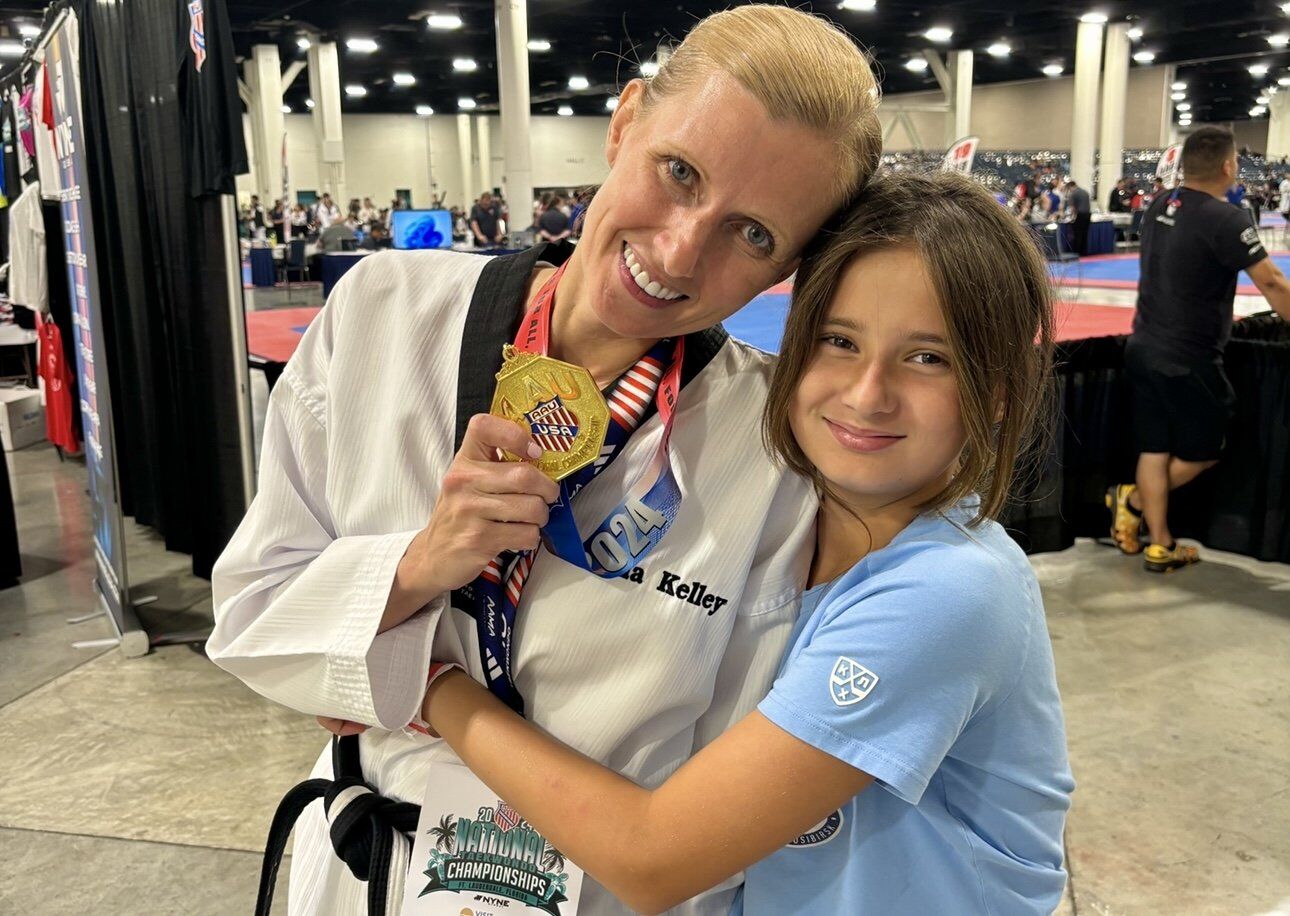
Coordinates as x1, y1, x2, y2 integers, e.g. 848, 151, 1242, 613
334, 171, 1073, 913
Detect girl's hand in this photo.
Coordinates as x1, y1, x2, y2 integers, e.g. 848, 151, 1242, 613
316, 716, 368, 737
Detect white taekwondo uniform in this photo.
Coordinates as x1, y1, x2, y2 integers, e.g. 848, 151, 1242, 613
208, 243, 816, 914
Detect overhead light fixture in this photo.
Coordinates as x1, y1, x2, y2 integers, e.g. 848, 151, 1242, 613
416, 105, 434, 116
1171, 81, 1187, 90
1133, 50, 1156, 63
1251, 106, 1266, 116
453, 58, 478, 72
924, 26, 953, 43
0, 40, 23, 57
296, 37, 311, 50
280, 104, 292, 114
1280, 76, 1290, 86
1171, 91, 1186, 101
1042, 63, 1064, 77
605, 97, 619, 111
1271, 33, 1290, 47
1250, 63, 1271, 76
640, 60, 660, 77
344, 84, 367, 97
528, 39, 551, 52
427, 13, 463, 30
1283, 2, 1290, 13
567, 75, 589, 90
1177, 101, 1193, 111
557, 105, 573, 116
393, 72, 417, 86
1126, 26, 1143, 41
346, 38, 378, 53
905, 56, 929, 72
17, 23, 40, 38
1255, 97, 1268, 106
840, 0, 877, 10
987, 42, 1011, 57
458, 97, 477, 110
305, 98, 316, 109
1079, 12, 1108, 24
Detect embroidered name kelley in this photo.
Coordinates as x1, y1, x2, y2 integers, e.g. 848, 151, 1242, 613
656, 571, 729, 615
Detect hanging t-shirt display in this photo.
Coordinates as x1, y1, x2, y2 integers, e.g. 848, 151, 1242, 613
176, 0, 247, 196
12, 86, 34, 181
38, 314, 79, 452
32, 62, 61, 200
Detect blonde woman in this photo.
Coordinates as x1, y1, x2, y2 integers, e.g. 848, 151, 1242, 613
210, 6, 882, 914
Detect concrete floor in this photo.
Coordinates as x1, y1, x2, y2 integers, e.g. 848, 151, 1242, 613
1, 265, 1287, 913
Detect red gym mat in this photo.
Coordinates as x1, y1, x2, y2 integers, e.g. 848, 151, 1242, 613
245, 307, 321, 365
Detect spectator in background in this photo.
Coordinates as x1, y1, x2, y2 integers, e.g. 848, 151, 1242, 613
290, 203, 308, 231
358, 221, 391, 250
1063, 177, 1092, 255
314, 193, 341, 229
470, 190, 503, 246
1278, 173, 1290, 220
318, 219, 357, 252
358, 197, 378, 223
1107, 178, 1131, 213
537, 193, 572, 241
269, 198, 286, 241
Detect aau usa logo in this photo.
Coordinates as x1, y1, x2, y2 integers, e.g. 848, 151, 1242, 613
830, 657, 878, 707
789, 809, 844, 847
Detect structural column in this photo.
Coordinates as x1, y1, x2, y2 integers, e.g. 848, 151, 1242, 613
1070, 19, 1104, 191
476, 114, 493, 195
495, 0, 534, 223
1158, 64, 1178, 147
244, 45, 285, 205
1269, 91, 1290, 160
1098, 23, 1129, 206
307, 40, 346, 203
949, 50, 973, 143
457, 113, 474, 209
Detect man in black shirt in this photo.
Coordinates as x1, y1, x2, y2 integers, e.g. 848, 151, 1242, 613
1062, 177, 1092, 255
469, 191, 503, 246
1108, 126, 1290, 571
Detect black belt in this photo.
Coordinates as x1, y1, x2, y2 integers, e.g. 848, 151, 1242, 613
255, 734, 421, 915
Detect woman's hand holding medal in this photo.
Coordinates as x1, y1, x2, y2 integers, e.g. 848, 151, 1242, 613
380, 413, 559, 632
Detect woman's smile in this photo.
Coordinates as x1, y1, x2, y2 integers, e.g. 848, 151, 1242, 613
618, 240, 689, 308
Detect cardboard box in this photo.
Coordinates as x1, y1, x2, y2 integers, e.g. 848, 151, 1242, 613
0, 387, 44, 451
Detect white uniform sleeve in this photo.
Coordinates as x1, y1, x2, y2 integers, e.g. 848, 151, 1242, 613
207, 289, 443, 731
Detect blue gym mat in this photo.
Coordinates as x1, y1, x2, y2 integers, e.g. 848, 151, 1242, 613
724, 292, 791, 354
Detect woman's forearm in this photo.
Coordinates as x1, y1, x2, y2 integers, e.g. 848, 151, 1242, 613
424, 671, 667, 912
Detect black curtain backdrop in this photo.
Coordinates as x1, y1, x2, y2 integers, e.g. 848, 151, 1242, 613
74, 0, 248, 578
1003, 315, 1290, 563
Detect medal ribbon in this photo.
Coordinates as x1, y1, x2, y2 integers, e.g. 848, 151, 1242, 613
455, 262, 686, 714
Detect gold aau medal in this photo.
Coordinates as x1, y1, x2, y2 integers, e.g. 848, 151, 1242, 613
490, 344, 610, 481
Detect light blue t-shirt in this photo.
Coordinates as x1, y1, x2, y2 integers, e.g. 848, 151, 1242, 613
732, 496, 1074, 915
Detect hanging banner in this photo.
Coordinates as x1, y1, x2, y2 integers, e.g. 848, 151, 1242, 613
1156, 144, 1182, 189
47, 12, 136, 649
281, 131, 290, 242
942, 136, 979, 175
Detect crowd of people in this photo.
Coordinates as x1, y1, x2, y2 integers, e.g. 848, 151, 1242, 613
238, 193, 401, 251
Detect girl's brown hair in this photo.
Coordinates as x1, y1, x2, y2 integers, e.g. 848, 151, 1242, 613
763, 170, 1055, 526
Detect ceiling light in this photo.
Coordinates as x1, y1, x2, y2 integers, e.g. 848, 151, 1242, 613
1133, 50, 1156, 63
905, 56, 929, 72
924, 26, 953, 42
1255, 97, 1268, 106
1171, 81, 1187, 90
640, 60, 660, 77
1042, 63, 1064, 77
305, 99, 315, 109
17, 24, 40, 38
1283, 2, 1290, 13
453, 58, 478, 72
344, 84, 367, 97
458, 97, 477, 110
1177, 102, 1192, 111
840, 0, 878, 10
568, 75, 589, 90
416, 105, 434, 116
1251, 106, 1266, 116
1171, 92, 1186, 101
1271, 33, 1290, 47
296, 37, 310, 50
605, 97, 619, 111
347, 38, 378, 53
1250, 63, 1270, 76
557, 105, 573, 116
528, 39, 551, 52
280, 105, 292, 114
0, 40, 24, 57
987, 42, 1011, 57
427, 13, 463, 30
1280, 77, 1290, 86
393, 72, 417, 86
1079, 12, 1108, 24
1126, 27, 1143, 41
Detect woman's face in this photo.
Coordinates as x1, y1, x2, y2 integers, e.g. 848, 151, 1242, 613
789, 247, 967, 513
576, 73, 842, 341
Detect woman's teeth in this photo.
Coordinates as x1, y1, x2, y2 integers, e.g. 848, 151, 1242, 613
623, 243, 684, 300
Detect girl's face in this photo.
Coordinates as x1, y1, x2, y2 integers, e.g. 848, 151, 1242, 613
790, 247, 968, 514
575, 73, 842, 340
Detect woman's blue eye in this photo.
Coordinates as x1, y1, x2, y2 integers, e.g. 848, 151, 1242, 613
743, 223, 773, 251
668, 159, 694, 183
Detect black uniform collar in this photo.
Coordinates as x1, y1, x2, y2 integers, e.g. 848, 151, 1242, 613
455, 243, 730, 450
